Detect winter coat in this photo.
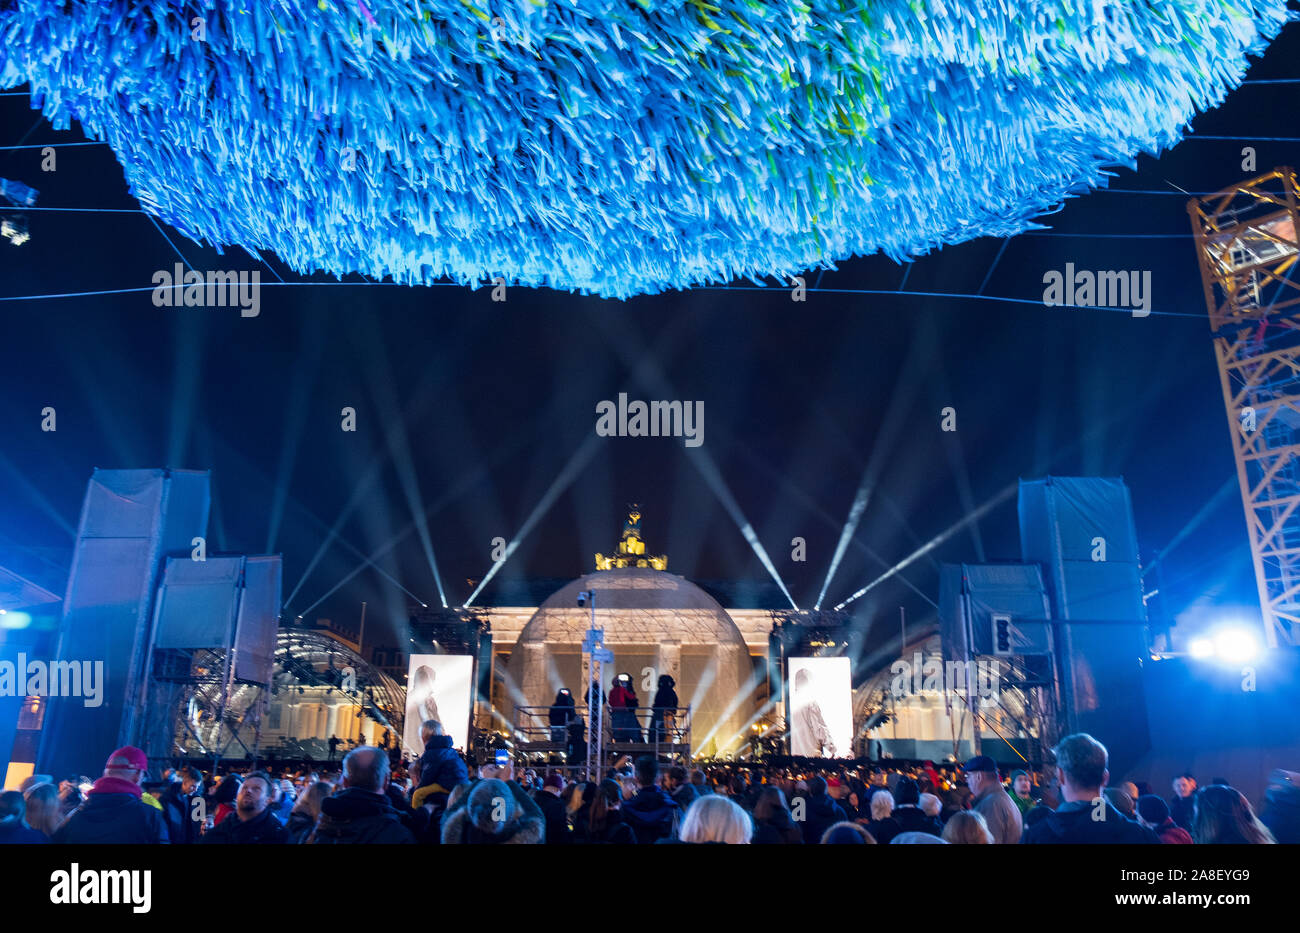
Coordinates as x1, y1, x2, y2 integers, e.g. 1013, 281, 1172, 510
52, 777, 169, 845
308, 788, 416, 844
893, 805, 942, 837
0, 816, 48, 844
441, 781, 545, 844
752, 811, 803, 845
417, 734, 468, 794
1153, 818, 1194, 844
534, 790, 572, 844
158, 783, 202, 845
1021, 799, 1161, 844
973, 783, 1023, 844
671, 783, 700, 813
200, 806, 291, 844
865, 817, 902, 846
797, 793, 847, 845
622, 786, 679, 844
573, 807, 638, 845
548, 695, 576, 728
286, 809, 318, 844
609, 685, 638, 709
1262, 776, 1300, 845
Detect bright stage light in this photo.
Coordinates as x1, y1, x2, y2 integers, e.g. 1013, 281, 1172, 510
1188, 638, 1215, 659
1213, 628, 1258, 663
0, 610, 32, 630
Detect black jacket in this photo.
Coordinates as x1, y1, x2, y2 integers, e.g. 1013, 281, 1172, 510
752, 811, 803, 845
286, 809, 318, 844
866, 817, 902, 845
1021, 800, 1161, 844
671, 783, 700, 812
534, 790, 571, 844
1169, 795, 1196, 831
798, 793, 847, 844
573, 808, 638, 845
893, 805, 942, 837
622, 786, 679, 844
309, 788, 416, 844
200, 806, 291, 844
52, 792, 169, 845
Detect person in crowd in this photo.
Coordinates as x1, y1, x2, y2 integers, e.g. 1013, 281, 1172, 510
1021, 734, 1159, 844
942, 810, 994, 844
1169, 773, 1197, 831
57, 777, 85, 821
1104, 787, 1136, 820
573, 780, 637, 845
270, 779, 296, 824
548, 688, 576, 743
534, 771, 571, 845
797, 775, 847, 844
287, 780, 333, 844
728, 773, 756, 810
892, 777, 942, 836
1261, 769, 1299, 845
621, 755, 678, 843
828, 777, 857, 820
608, 673, 643, 743
941, 785, 972, 824
820, 821, 874, 844
209, 772, 241, 826
442, 770, 545, 844
964, 756, 1022, 844
919, 791, 943, 826
750, 786, 803, 844
665, 764, 699, 812
158, 766, 203, 845
1135, 794, 1193, 844
690, 769, 712, 797
52, 746, 169, 844
23, 782, 64, 839
891, 831, 949, 844
669, 795, 752, 844
865, 789, 902, 845
309, 746, 415, 844
200, 770, 290, 844
561, 779, 586, 821
1009, 770, 1035, 819
1191, 784, 1275, 844
566, 715, 587, 763
415, 720, 468, 804
0, 790, 48, 844
649, 674, 678, 744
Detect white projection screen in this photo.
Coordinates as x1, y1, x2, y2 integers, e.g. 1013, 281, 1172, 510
788, 656, 852, 758
403, 654, 474, 755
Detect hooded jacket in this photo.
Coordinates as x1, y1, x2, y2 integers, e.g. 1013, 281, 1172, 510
52, 776, 170, 845
200, 805, 291, 844
622, 785, 678, 844
1021, 799, 1160, 844
441, 780, 545, 844
417, 734, 468, 794
308, 788, 416, 844
798, 792, 848, 844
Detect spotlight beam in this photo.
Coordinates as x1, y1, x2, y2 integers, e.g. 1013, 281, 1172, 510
833, 482, 1018, 611
463, 435, 602, 608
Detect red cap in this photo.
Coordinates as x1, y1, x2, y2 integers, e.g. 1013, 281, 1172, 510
105, 746, 148, 772
827, 777, 842, 788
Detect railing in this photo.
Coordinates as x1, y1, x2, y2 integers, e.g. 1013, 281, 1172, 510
510, 705, 691, 771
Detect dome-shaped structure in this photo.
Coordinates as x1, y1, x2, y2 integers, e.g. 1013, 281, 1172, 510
509, 568, 754, 757
175, 628, 405, 760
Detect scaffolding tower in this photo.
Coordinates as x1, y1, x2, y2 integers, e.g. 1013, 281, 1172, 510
1188, 167, 1300, 648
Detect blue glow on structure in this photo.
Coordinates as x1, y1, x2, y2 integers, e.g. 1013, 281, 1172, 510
0, 2, 1291, 297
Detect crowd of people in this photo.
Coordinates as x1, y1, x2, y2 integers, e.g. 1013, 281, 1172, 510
1, 726, 1295, 845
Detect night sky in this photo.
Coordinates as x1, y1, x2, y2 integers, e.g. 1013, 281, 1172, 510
2, 24, 1298, 655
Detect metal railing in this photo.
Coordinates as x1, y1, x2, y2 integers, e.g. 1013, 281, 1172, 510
511, 705, 691, 774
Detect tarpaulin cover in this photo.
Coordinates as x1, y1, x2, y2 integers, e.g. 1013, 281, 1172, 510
234, 555, 281, 687
939, 562, 1052, 660
37, 469, 209, 778
151, 556, 243, 651
0, 1, 1292, 297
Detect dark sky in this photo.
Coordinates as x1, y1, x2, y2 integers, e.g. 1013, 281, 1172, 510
2, 24, 1298, 653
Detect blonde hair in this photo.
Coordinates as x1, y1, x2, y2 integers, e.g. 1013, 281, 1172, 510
24, 783, 63, 837
941, 810, 993, 844
679, 795, 753, 844
290, 781, 334, 822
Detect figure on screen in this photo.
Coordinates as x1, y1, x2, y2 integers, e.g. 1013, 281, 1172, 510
410, 664, 442, 726
791, 667, 837, 758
